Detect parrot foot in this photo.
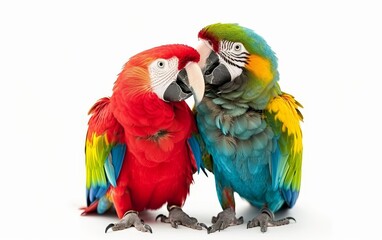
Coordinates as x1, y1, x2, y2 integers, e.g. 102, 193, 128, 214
155, 205, 207, 230
247, 207, 295, 232
105, 210, 152, 234
207, 208, 243, 234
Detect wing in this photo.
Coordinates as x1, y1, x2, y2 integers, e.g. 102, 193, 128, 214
266, 93, 303, 208
83, 97, 126, 214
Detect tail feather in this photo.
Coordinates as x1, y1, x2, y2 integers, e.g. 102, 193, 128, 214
81, 194, 113, 216
80, 201, 98, 216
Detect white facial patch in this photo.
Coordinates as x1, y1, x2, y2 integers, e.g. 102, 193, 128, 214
219, 40, 249, 80
148, 57, 179, 100
218, 54, 243, 80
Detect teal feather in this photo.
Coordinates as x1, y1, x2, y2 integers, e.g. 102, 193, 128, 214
235, 139, 254, 158
97, 195, 112, 214
223, 90, 244, 99
188, 136, 204, 173
219, 136, 236, 157
226, 107, 247, 117
221, 103, 237, 110
232, 116, 248, 136
212, 97, 228, 105
104, 153, 116, 187
104, 144, 126, 187
196, 23, 303, 213
237, 128, 256, 140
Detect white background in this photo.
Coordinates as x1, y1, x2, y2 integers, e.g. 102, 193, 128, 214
1, 0, 380, 239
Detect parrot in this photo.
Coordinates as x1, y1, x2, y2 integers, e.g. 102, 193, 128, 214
194, 23, 304, 233
81, 44, 207, 233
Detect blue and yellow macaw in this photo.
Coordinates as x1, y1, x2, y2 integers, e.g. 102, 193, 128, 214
195, 23, 303, 233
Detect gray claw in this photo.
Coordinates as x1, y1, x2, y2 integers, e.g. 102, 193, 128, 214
207, 208, 243, 234
199, 223, 208, 230
287, 217, 296, 222
105, 211, 152, 233
155, 214, 169, 223
158, 205, 206, 230
144, 224, 153, 233
247, 208, 295, 232
105, 223, 114, 233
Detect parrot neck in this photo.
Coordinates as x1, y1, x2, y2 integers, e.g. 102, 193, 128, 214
111, 92, 192, 143
205, 72, 280, 110
111, 92, 194, 165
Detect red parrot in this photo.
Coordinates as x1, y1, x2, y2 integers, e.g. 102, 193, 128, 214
81, 44, 206, 233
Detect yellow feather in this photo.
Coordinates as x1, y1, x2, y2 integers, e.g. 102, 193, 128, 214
85, 133, 110, 188
267, 93, 303, 154
246, 55, 274, 84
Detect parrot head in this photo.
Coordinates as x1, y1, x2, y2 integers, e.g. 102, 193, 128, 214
196, 23, 279, 91
114, 44, 205, 105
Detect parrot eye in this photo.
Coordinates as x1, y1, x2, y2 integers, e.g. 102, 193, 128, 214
233, 43, 242, 52
157, 60, 166, 69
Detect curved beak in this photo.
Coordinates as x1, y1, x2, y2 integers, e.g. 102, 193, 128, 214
163, 62, 205, 106
196, 41, 231, 86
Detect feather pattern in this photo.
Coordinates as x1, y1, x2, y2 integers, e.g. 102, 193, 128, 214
196, 23, 303, 212
84, 97, 125, 209
82, 44, 203, 219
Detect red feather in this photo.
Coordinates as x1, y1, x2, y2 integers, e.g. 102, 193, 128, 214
111, 92, 196, 218
83, 44, 200, 219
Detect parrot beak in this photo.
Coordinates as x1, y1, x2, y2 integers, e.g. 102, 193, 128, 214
196, 41, 212, 69
163, 62, 205, 106
184, 62, 205, 106
196, 40, 231, 86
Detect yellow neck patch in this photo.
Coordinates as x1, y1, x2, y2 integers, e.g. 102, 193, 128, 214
246, 55, 274, 84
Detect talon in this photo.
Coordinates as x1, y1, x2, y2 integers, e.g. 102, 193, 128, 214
105, 223, 115, 233
105, 211, 152, 233
144, 224, 153, 233
159, 206, 205, 230
199, 223, 208, 230
155, 214, 167, 222
248, 207, 296, 231
237, 216, 244, 224
287, 217, 296, 223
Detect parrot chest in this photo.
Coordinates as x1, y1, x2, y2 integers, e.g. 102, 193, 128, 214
197, 97, 278, 202
115, 134, 194, 211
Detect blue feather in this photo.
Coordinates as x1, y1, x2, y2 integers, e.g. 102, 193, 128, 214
97, 195, 112, 214
282, 189, 299, 208
271, 140, 282, 190
104, 144, 126, 187
89, 186, 97, 203
111, 144, 126, 180
95, 185, 108, 199
188, 136, 203, 173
